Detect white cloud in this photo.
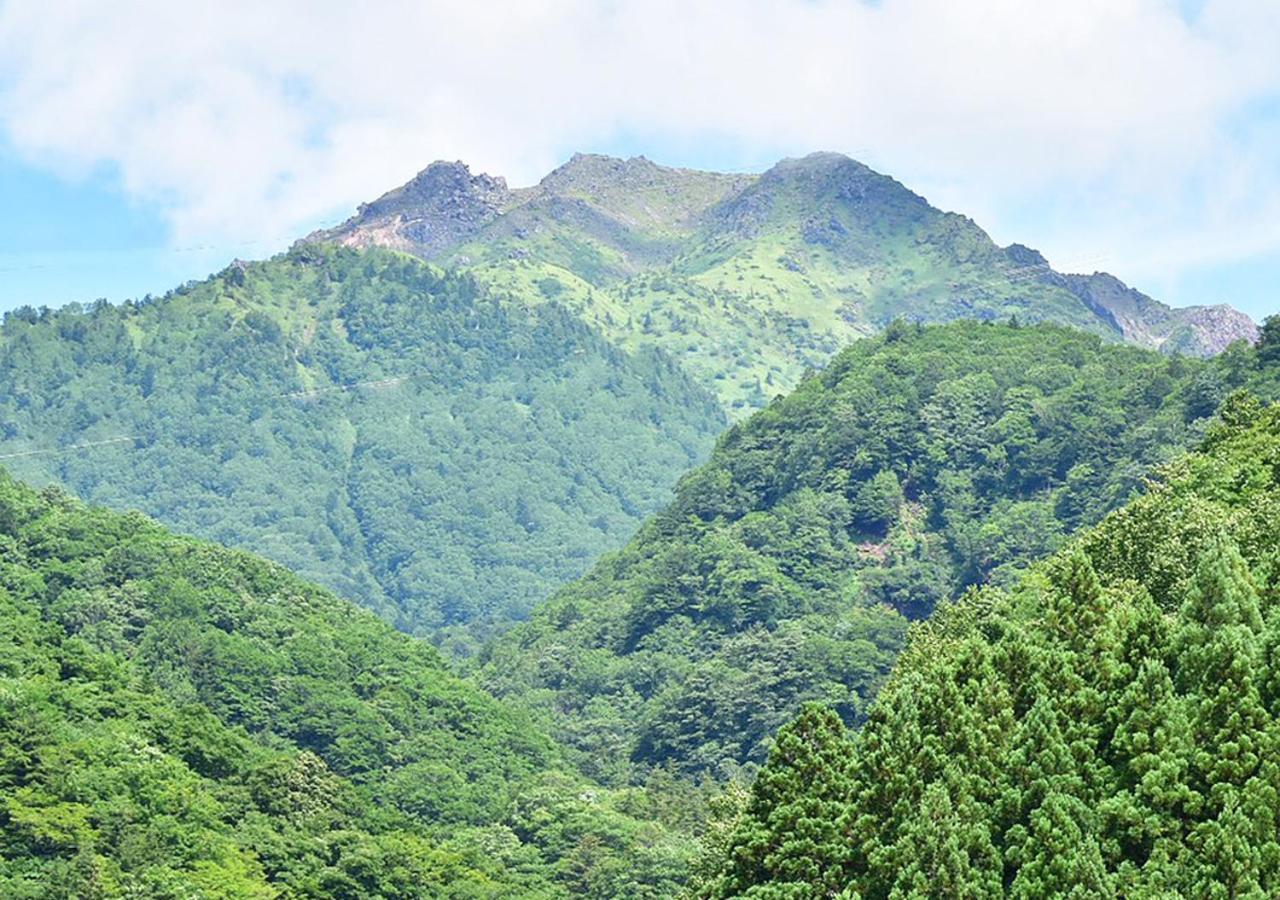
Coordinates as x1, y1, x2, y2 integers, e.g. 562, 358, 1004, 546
1, 0, 1278, 306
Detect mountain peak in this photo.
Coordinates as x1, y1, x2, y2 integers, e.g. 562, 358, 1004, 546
307, 159, 513, 256
361, 159, 510, 215
1061, 269, 1257, 354
405, 158, 506, 190
754, 151, 929, 212
762, 151, 885, 183
1003, 243, 1049, 269
304, 151, 1254, 363
517, 152, 755, 237
538, 152, 669, 193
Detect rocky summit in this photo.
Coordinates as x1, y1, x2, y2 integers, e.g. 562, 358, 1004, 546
309, 152, 1257, 413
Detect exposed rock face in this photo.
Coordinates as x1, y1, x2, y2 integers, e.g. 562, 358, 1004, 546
310, 153, 751, 270
1159, 303, 1260, 355
1061, 271, 1258, 356
305, 160, 516, 258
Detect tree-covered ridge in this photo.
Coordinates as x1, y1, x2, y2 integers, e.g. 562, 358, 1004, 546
702, 394, 1280, 898
0, 244, 724, 644
0, 469, 708, 898
318, 153, 1256, 413
482, 322, 1245, 782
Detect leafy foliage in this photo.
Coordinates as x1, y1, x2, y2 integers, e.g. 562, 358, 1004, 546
0, 245, 724, 644
0, 471, 700, 897
703, 394, 1280, 897
483, 322, 1244, 781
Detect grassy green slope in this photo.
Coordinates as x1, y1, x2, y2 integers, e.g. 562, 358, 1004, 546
322, 153, 1254, 417
481, 323, 1262, 784
0, 244, 725, 643
456, 154, 1124, 414
702, 392, 1280, 897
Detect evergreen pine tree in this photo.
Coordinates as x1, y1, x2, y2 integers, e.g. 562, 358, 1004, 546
1174, 540, 1269, 794
1098, 657, 1194, 873
1003, 697, 1110, 896
885, 778, 1002, 899
712, 704, 857, 898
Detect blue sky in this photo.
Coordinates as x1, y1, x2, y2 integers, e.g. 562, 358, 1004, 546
0, 145, 285, 309
1, 0, 1278, 320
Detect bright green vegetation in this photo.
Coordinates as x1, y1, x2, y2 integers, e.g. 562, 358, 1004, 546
700, 393, 1280, 897
0, 244, 723, 644
0, 153, 1252, 650
481, 322, 1266, 783
0, 470, 710, 898
3, 317, 1277, 897
322, 153, 1254, 415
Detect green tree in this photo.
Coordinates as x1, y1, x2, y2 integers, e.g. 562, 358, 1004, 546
850, 470, 903, 535
709, 704, 856, 898
1257, 315, 1280, 368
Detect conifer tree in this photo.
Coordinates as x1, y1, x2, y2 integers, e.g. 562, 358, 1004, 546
1008, 791, 1113, 899
710, 704, 856, 898
1098, 657, 1194, 872
884, 779, 1002, 899
1174, 540, 1269, 794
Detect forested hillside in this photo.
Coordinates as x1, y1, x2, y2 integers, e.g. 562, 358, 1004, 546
4, 319, 1276, 896
482, 322, 1272, 783
0, 152, 1256, 650
701, 392, 1280, 897
317, 153, 1256, 413
2, 147, 1273, 896
0, 470, 704, 898
0, 244, 723, 644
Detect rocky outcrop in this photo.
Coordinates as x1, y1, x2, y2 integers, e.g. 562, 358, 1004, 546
1061, 270, 1257, 356
303, 152, 1257, 359
304, 160, 517, 258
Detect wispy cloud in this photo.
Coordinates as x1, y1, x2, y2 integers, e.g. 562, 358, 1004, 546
1, 0, 1277, 309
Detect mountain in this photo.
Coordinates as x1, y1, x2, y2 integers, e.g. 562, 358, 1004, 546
699, 392, 1280, 897
0, 468, 702, 898
2, 152, 1257, 647
480, 322, 1279, 784
308, 154, 753, 277
313, 152, 1257, 414
0, 245, 724, 644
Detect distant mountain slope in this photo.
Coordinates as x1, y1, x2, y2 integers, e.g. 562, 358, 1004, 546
310, 153, 752, 278
0, 245, 724, 642
313, 152, 1256, 414
0, 470, 700, 898
481, 323, 1274, 784
701, 393, 1280, 898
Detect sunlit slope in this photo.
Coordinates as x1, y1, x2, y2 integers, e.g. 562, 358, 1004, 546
481, 323, 1260, 783
317, 152, 1256, 415
703, 393, 1280, 897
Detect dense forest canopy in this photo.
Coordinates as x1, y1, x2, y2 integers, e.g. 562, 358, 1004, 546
3, 202, 1277, 896
0, 151, 1260, 654
3, 318, 1279, 897
482, 322, 1276, 784
0, 244, 723, 647
701, 393, 1280, 897
0, 469, 712, 898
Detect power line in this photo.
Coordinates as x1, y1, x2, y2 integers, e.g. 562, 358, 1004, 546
0, 435, 136, 462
